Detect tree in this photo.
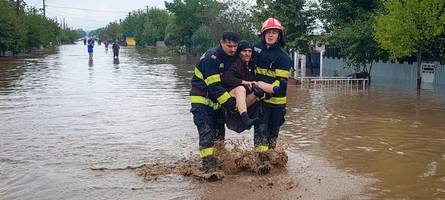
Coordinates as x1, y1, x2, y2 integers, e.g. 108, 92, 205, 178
0, 0, 26, 55
74, 29, 87, 38
252, 0, 317, 53
374, 0, 445, 89
319, 0, 387, 82
103, 22, 121, 41
0, 1, 79, 55
191, 25, 212, 53
88, 27, 105, 38
120, 8, 171, 46
213, 0, 258, 43
319, 0, 381, 31
165, 0, 225, 50
142, 9, 171, 46
329, 18, 387, 82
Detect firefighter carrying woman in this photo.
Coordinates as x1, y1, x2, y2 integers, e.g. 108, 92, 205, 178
190, 17, 292, 177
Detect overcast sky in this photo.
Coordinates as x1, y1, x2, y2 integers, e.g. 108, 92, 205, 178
26, 0, 169, 30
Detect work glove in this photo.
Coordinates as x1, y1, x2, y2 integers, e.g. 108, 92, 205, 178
252, 83, 266, 100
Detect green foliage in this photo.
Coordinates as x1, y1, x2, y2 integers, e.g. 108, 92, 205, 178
0, 1, 81, 55
164, 16, 183, 47
319, 0, 382, 31
165, 0, 225, 50
191, 25, 212, 53
120, 8, 172, 46
0, 1, 26, 54
374, 0, 445, 59
88, 27, 105, 38
60, 29, 81, 44
216, 0, 258, 43
320, 0, 387, 73
74, 29, 87, 38
102, 22, 121, 41
329, 18, 387, 71
114, 0, 259, 52
25, 13, 58, 48
252, 0, 317, 53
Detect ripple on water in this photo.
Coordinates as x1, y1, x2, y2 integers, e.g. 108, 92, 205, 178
1, 44, 445, 200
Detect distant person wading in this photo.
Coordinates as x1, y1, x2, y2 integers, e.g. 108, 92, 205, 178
87, 40, 94, 61
112, 41, 120, 59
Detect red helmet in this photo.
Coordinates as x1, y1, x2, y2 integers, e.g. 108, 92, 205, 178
261, 17, 284, 34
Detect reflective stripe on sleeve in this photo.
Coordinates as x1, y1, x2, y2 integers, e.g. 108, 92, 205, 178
264, 96, 287, 105
194, 67, 203, 80
190, 96, 220, 110
204, 74, 221, 85
272, 80, 280, 87
256, 67, 275, 78
256, 67, 289, 79
275, 69, 289, 78
216, 92, 231, 105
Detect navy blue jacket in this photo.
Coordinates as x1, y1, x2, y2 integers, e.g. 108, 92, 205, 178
190, 47, 238, 109
253, 43, 292, 107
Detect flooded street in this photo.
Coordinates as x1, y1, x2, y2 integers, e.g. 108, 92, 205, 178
1, 43, 445, 199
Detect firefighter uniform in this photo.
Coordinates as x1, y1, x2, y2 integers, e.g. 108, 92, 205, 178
253, 18, 292, 152
190, 47, 237, 170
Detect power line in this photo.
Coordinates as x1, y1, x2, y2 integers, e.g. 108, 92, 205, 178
46, 4, 130, 14
47, 9, 127, 18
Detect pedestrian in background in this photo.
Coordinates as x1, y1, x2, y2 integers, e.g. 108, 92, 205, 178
112, 41, 120, 59
87, 40, 94, 61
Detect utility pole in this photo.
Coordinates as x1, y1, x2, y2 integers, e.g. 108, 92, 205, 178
16, 0, 20, 16
63, 18, 65, 29
43, 0, 46, 17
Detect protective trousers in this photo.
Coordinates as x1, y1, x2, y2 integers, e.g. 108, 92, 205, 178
191, 104, 225, 159
254, 104, 286, 151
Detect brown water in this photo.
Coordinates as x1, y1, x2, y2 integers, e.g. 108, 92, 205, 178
0, 43, 444, 200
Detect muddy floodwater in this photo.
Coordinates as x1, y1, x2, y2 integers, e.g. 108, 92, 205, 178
1, 43, 445, 200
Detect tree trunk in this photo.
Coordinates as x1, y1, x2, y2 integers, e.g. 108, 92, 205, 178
416, 48, 422, 90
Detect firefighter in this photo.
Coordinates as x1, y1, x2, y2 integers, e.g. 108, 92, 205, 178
253, 18, 292, 173
190, 32, 240, 173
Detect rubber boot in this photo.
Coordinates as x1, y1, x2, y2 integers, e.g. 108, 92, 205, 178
201, 156, 224, 181
202, 156, 217, 173
257, 153, 271, 175
241, 112, 258, 129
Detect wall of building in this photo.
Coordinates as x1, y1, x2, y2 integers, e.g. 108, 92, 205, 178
323, 57, 445, 86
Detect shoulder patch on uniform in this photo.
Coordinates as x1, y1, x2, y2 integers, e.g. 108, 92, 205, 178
211, 55, 217, 60
254, 47, 262, 54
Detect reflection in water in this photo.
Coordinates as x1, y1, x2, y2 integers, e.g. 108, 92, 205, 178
283, 86, 445, 199
313, 89, 445, 199
113, 58, 120, 65
0, 43, 444, 199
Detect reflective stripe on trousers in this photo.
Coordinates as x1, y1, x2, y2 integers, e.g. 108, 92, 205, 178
191, 104, 225, 157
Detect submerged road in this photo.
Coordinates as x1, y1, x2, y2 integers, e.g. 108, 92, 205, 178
1, 42, 445, 199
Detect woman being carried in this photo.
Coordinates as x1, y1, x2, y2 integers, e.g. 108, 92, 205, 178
221, 40, 283, 133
